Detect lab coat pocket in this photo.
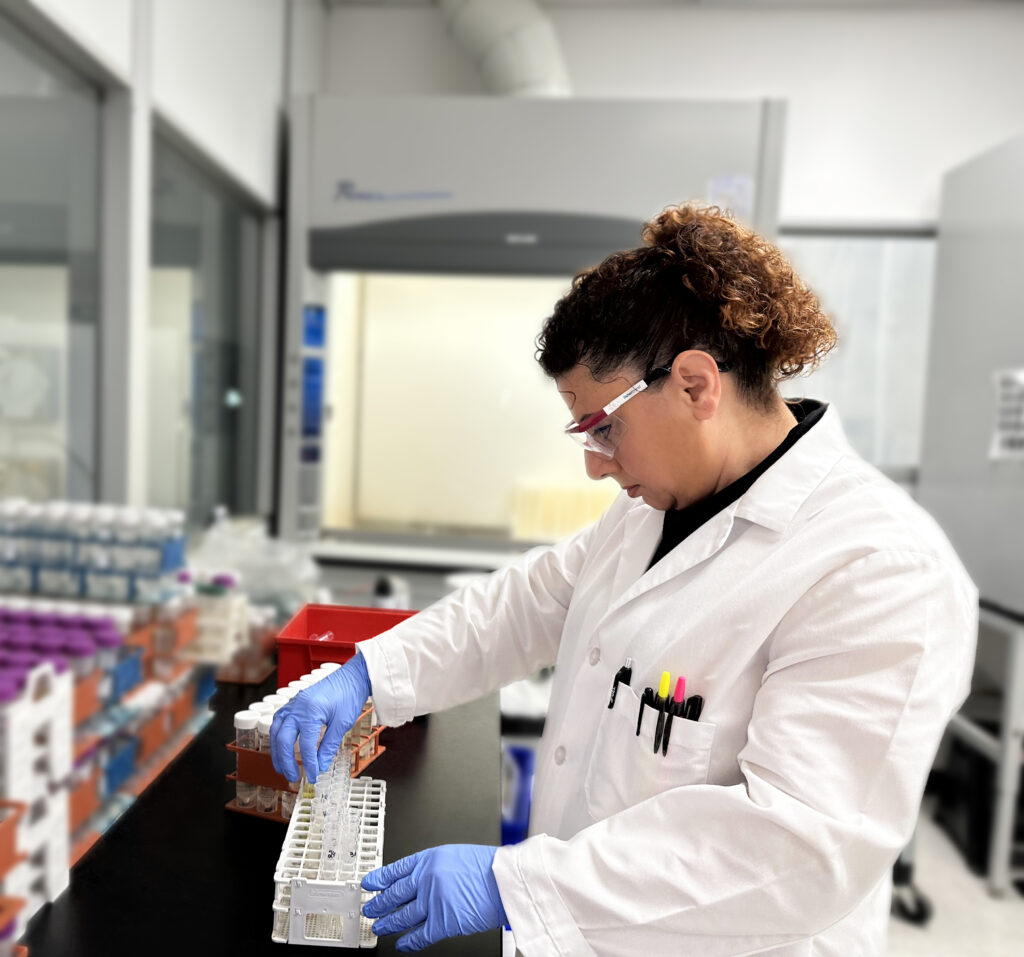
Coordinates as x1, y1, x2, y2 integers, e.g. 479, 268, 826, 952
584, 684, 717, 822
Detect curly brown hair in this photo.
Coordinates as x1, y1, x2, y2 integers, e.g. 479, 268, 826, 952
536, 204, 836, 409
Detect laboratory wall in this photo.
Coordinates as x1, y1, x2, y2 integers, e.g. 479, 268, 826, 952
16, 0, 289, 207
324, 3, 1024, 227
151, 0, 288, 207
22, 0, 134, 79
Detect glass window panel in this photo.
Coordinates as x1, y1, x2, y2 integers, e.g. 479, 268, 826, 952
777, 234, 936, 471
149, 139, 261, 525
324, 272, 618, 544
0, 13, 101, 501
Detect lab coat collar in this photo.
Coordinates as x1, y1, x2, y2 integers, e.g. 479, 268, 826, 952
606, 403, 850, 613
731, 403, 850, 533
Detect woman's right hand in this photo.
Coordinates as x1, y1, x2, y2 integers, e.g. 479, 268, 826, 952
270, 652, 372, 782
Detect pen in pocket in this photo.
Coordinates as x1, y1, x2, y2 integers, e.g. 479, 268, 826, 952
607, 657, 633, 709
635, 687, 654, 735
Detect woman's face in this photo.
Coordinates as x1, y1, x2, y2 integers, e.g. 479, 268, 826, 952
556, 361, 722, 511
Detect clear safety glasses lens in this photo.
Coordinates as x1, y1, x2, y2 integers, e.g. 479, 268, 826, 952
564, 414, 628, 458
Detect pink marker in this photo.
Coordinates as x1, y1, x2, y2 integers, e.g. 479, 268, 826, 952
673, 676, 686, 706
660, 675, 687, 756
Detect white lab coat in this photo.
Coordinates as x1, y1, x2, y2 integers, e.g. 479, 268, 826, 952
359, 406, 978, 956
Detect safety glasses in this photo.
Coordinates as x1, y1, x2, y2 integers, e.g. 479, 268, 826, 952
563, 359, 731, 458
563, 367, 671, 458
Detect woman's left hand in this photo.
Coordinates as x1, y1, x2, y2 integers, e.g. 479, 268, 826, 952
361, 844, 507, 951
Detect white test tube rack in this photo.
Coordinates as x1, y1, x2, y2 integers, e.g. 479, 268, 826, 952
271, 775, 387, 948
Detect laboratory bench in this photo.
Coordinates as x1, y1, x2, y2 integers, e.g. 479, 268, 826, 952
22, 674, 502, 956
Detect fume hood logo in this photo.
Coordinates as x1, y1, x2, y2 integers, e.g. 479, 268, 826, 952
334, 180, 454, 202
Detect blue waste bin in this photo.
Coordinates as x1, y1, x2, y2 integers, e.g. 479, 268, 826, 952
500, 743, 536, 846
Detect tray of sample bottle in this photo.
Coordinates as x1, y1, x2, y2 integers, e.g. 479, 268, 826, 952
271, 752, 386, 949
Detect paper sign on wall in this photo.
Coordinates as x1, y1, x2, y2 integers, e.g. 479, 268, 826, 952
990, 369, 1024, 461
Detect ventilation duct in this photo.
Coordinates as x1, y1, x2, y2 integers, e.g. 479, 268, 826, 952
438, 0, 572, 96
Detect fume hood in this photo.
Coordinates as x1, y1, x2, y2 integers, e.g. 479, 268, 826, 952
303, 95, 784, 275
278, 94, 786, 539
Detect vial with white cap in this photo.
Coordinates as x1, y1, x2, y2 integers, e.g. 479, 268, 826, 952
257, 713, 274, 752
234, 710, 259, 750
248, 701, 275, 718
320, 662, 342, 674
262, 694, 287, 711
308, 668, 328, 682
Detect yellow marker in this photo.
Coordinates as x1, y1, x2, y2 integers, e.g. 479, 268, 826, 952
653, 670, 672, 753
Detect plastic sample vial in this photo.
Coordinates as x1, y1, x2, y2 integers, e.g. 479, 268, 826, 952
280, 784, 298, 819
257, 783, 278, 815
308, 668, 328, 682
93, 629, 123, 671
257, 713, 274, 752
248, 701, 274, 720
262, 694, 287, 711
234, 710, 259, 750
236, 779, 257, 809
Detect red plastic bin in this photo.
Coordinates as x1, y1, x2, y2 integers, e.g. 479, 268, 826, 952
276, 604, 416, 686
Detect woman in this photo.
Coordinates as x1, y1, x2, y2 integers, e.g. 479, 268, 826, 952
272, 204, 977, 956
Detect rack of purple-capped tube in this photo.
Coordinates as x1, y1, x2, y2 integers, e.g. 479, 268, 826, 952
0, 603, 138, 706
0, 596, 211, 940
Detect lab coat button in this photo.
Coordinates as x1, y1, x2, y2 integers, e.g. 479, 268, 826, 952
554, 746, 566, 765
588, 647, 601, 666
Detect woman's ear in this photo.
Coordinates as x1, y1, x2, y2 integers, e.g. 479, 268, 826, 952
669, 350, 723, 421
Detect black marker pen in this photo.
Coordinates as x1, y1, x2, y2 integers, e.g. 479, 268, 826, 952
607, 657, 633, 709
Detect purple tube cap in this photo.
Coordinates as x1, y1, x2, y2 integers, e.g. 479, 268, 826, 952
0, 677, 20, 704
5, 651, 42, 668
62, 638, 96, 657
32, 635, 66, 653
5, 633, 37, 650
92, 630, 124, 649
0, 666, 29, 690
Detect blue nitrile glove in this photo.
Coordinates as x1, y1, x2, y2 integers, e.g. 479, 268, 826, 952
269, 652, 372, 783
361, 845, 507, 952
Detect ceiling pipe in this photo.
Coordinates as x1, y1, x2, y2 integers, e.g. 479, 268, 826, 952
437, 0, 572, 96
